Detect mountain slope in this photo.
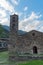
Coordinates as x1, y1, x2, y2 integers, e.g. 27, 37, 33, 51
0, 24, 9, 38
2, 25, 26, 35
0, 24, 27, 38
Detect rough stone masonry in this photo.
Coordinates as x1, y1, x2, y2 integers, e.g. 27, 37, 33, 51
8, 14, 43, 61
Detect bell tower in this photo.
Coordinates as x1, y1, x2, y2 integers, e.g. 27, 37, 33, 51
10, 14, 18, 34
10, 14, 18, 46
9, 14, 18, 59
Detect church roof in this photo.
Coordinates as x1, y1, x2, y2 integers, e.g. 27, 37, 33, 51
18, 30, 43, 36
18, 30, 43, 39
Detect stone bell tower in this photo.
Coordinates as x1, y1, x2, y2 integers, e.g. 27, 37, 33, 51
10, 14, 18, 33
9, 14, 18, 58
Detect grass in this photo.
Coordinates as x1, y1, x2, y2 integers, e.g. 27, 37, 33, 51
0, 51, 9, 65
15, 60, 43, 65
0, 51, 43, 65
0, 51, 15, 65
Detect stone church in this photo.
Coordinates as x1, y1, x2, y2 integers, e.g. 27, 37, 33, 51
8, 14, 43, 61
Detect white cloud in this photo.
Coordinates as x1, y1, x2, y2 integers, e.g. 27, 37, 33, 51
19, 20, 40, 32
14, 0, 20, 5
0, 9, 6, 18
19, 12, 42, 32
0, 0, 21, 27
29, 12, 42, 20
0, 18, 10, 26
39, 26, 43, 32
0, 0, 14, 14
10, 0, 20, 5
0, 0, 19, 26
0, 0, 43, 32
40, 26, 43, 30
20, 12, 41, 23
24, 6, 28, 11
14, 0, 18, 5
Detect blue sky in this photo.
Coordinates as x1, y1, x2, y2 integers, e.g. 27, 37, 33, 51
0, 0, 43, 32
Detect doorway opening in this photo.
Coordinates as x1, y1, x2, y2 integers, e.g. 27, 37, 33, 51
33, 46, 37, 54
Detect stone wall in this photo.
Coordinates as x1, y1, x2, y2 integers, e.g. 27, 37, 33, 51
9, 14, 43, 61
